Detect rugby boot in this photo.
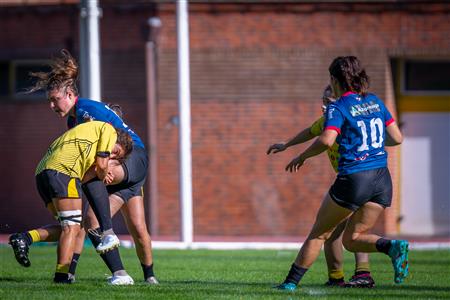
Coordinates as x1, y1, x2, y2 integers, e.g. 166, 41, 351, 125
388, 239, 409, 284
345, 273, 375, 288
274, 282, 297, 291
96, 233, 120, 253
108, 274, 134, 285
325, 277, 346, 287
145, 276, 159, 285
9, 233, 31, 267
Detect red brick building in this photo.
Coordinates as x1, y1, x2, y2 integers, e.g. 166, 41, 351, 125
1, 1, 449, 240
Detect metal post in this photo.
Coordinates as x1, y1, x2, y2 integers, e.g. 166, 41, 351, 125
177, 0, 193, 246
80, 0, 102, 101
145, 17, 162, 237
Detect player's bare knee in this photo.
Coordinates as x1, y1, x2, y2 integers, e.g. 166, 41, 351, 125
308, 231, 332, 242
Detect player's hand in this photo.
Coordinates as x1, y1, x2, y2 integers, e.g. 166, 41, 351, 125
267, 143, 287, 154
103, 171, 115, 185
285, 155, 305, 172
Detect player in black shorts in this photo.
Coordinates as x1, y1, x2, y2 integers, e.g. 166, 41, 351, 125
275, 56, 408, 291
10, 50, 158, 285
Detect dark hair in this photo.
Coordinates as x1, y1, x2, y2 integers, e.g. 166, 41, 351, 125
107, 103, 123, 119
28, 49, 79, 95
328, 56, 370, 96
116, 128, 133, 160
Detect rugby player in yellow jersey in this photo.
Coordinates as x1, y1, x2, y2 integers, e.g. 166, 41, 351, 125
33, 121, 132, 283
267, 86, 374, 288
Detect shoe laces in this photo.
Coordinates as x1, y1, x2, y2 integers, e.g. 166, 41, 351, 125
87, 228, 101, 238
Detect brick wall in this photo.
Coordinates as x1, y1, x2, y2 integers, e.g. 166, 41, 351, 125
0, 2, 449, 238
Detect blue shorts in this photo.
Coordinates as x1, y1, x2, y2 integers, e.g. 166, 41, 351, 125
106, 146, 148, 202
329, 167, 392, 211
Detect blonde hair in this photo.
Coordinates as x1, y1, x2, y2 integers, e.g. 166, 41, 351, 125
28, 49, 79, 95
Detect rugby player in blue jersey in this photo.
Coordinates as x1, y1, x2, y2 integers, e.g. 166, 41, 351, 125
268, 86, 375, 288
275, 56, 408, 291
9, 50, 157, 285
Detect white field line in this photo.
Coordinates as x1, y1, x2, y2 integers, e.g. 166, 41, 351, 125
119, 240, 450, 251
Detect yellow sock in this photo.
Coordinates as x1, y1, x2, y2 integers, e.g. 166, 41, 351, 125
355, 262, 370, 274
329, 269, 344, 280
55, 264, 70, 273
28, 230, 41, 243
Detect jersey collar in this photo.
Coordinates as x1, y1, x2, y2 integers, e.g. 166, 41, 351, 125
342, 91, 356, 97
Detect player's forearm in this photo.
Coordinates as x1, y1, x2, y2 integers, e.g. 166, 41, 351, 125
285, 128, 315, 148
298, 137, 328, 161
95, 157, 110, 180
299, 129, 336, 161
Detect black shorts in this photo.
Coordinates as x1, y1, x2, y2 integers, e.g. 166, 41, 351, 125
36, 170, 82, 206
329, 167, 392, 211
106, 145, 148, 202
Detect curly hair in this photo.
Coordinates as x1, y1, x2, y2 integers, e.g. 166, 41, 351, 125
328, 56, 370, 96
116, 128, 133, 160
28, 49, 79, 95
107, 103, 124, 119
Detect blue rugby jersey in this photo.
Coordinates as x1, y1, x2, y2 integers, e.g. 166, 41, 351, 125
324, 92, 394, 175
67, 98, 145, 149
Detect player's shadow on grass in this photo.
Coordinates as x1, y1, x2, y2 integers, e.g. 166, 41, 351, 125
0, 275, 43, 282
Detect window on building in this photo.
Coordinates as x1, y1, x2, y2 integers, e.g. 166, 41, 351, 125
393, 58, 450, 112
403, 60, 450, 93
0, 60, 51, 100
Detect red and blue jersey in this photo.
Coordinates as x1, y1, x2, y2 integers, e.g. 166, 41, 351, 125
67, 98, 145, 149
324, 92, 394, 175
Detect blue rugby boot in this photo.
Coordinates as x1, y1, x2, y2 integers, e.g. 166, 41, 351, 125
388, 239, 409, 284
274, 282, 297, 291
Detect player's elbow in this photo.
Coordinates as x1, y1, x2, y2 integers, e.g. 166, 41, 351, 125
386, 124, 403, 146
393, 136, 403, 146
318, 135, 335, 148
387, 132, 403, 146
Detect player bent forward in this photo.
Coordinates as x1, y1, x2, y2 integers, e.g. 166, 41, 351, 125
30, 121, 131, 283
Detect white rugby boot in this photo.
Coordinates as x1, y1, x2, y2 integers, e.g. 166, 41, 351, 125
107, 274, 134, 285
96, 233, 120, 253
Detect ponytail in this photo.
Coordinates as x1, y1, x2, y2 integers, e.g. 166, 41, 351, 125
28, 49, 79, 95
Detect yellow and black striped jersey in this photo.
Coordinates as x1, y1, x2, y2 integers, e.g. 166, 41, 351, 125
310, 116, 340, 173
35, 121, 117, 179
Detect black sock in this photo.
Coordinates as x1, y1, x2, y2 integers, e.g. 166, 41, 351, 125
69, 253, 81, 275
283, 263, 308, 285
329, 277, 344, 282
141, 263, 154, 280
87, 228, 124, 273
23, 232, 33, 246
101, 249, 125, 273
82, 178, 112, 232
375, 238, 392, 255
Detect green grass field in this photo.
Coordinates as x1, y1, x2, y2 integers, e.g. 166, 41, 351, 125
1, 245, 449, 299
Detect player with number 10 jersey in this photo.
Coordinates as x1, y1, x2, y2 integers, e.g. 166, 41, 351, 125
325, 91, 394, 175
